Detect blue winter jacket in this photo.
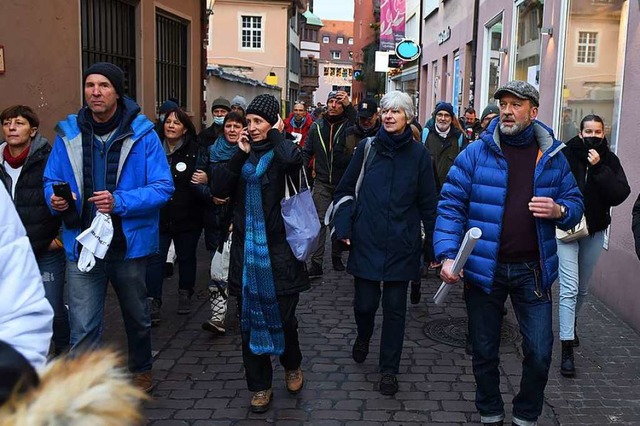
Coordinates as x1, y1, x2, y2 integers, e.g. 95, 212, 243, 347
434, 118, 584, 293
333, 130, 438, 281
43, 100, 174, 261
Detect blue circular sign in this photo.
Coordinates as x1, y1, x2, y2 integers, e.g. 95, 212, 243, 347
395, 39, 421, 61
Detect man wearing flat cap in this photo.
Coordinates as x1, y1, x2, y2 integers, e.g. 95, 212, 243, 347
434, 80, 584, 426
44, 62, 174, 393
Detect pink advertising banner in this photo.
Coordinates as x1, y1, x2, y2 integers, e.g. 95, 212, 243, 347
379, 0, 406, 51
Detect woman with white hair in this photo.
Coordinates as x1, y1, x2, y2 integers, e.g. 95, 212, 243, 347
332, 90, 438, 395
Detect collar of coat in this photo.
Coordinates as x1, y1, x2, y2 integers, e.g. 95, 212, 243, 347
483, 118, 565, 159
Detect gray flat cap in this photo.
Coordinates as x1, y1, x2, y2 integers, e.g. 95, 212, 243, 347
494, 80, 539, 107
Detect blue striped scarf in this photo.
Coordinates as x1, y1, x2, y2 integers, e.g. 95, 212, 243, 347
240, 149, 284, 355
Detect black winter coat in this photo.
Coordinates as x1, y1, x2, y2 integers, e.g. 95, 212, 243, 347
160, 134, 205, 234
562, 136, 630, 234
333, 129, 438, 281
213, 129, 310, 297
195, 157, 234, 252
0, 135, 61, 256
197, 123, 223, 148
424, 120, 466, 193
302, 105, 356, 186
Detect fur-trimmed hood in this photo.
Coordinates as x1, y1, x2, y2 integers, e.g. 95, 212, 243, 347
0, 350, 147, 426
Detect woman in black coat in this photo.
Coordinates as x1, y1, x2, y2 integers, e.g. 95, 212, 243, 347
333, 90, 438, 396
557, 114, 630, 377
212, 94, 309, 413
145, 107, 204, 322
1, 105, 67, 355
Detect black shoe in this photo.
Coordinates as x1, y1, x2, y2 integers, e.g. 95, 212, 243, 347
164, 262, 174, 278
410, 280, 421, 304
573, 320, 580, 347
482, 421, 503, 426
308, 262, 323, 277
352, 338, 369, 363
332, 256, 346, 272
177, 290, 192, 315
148, 297, 161, 326
560, 340, 575, 377
379, 373, 398, 395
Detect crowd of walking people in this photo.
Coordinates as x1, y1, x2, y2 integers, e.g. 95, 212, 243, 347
2, 60, 639, 426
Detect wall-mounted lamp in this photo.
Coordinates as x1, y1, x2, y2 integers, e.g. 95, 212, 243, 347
498, 47, 508, 55
541, 27, 553, 37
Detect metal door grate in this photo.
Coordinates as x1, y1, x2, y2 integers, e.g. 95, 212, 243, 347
156, 12, 188, 111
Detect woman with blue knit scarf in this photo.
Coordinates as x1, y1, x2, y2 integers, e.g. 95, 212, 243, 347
211, 94, 310, 413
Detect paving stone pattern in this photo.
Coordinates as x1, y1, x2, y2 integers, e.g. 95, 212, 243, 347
103, 245, 640, 425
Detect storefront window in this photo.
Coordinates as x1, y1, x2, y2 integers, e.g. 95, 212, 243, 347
481, 18, 502, 108
558, 0, 628, 150
513, 0, 544, 89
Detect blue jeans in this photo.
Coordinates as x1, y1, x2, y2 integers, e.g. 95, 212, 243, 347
36, 249, 69, 353
353, 277, 408, 374
465, 261, 553, 425
557, 231, 604, 340
146, 230, 201, 302
67, 256, 152, 373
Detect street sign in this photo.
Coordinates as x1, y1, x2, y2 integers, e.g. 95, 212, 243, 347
395, 39, 421, 61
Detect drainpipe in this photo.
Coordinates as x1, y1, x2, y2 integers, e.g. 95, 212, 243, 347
201, 0, 209, 130
469, 0, 480, 108
417, 0, 424, 121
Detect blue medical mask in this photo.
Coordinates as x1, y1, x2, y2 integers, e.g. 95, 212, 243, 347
213, 116, 224, 125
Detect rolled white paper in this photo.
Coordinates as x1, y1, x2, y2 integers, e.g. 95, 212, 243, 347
433, 227, 482, 304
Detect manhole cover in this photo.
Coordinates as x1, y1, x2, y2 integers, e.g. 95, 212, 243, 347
424, 317, 521, 348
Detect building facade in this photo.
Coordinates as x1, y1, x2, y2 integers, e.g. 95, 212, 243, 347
388, 0, 421, 111
0, 0, 205, 140
420, 0, 640, 332
299, 5, 323, 108
317, 20, 354, 105
351, 0, 379, 103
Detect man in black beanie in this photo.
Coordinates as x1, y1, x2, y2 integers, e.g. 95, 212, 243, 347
302, 90, 356, 276
44, 61, 174, 393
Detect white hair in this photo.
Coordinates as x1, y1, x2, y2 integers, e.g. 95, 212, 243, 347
379, 91, 415, 123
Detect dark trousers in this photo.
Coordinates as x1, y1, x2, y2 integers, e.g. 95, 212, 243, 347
311, 180, 341, 266
240, 293, 302, 392
465, 261, 553, 424
146, 229, 201, 302
353, 276, 408, 374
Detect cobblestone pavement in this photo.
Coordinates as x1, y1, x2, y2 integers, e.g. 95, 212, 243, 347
104, 246, 640, 425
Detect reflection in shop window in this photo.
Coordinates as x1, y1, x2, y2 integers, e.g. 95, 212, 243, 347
577, 31, 598, 64
482, 18, 502, 108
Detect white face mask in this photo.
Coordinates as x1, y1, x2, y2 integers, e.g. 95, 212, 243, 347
159, 114, 166, 123
213, 116, 224, 125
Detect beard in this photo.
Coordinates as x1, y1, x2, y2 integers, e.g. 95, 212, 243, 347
499, 120, 530, 136
436, 122, 450, 133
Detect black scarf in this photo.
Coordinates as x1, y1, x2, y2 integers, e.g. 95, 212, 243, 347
376, 126, 413, 151
83, 104, 123, 136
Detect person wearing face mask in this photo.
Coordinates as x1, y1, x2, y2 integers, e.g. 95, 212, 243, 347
198, 97, 231, 148
145, 107, 205, 324
345, 98, 381, 154
556, 114, 630, 377
191, 111, 247, 335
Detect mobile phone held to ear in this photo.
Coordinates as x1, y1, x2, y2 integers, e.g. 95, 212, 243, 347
53, 182, 73, 203
52, 182, 81, 229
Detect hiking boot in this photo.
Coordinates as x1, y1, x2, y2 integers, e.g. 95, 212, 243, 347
177, 289, 192, 315
379, 373, 399, 395
332, 256, 345, 272
202, 319, 225, 335
308, 262, 323, 278
410, 280, 421, 304
352, 338, 369, 363
285, 368, 304, 394
132, 371, 154, 393
148, 297, 161, 326
250, 388, 273, 413
560, 340, 575, 377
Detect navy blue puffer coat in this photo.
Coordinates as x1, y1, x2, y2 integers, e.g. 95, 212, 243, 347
434, 119, 584, 293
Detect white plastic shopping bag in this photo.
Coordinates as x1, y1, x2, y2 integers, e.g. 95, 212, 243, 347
75, 212, 114, 272
210, 233, 232, 282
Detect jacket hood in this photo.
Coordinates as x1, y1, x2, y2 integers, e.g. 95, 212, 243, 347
57, 96, 152, 142
483, 118, 564, 157
0, 350, 147, 425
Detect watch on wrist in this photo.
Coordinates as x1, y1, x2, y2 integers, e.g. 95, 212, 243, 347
559, 204, 567, 219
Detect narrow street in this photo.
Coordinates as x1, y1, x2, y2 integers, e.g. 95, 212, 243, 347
104, 243, 640, 425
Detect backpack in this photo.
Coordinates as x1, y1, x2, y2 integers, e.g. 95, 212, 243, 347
324, 136, 376, 237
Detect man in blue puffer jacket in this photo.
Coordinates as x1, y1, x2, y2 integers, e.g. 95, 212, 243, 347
44, 62, 174, 393
435, 81, 583, 426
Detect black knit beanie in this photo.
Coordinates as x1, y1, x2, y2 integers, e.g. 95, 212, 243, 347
83, 62, 125, 97
246, 94, 280, 126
